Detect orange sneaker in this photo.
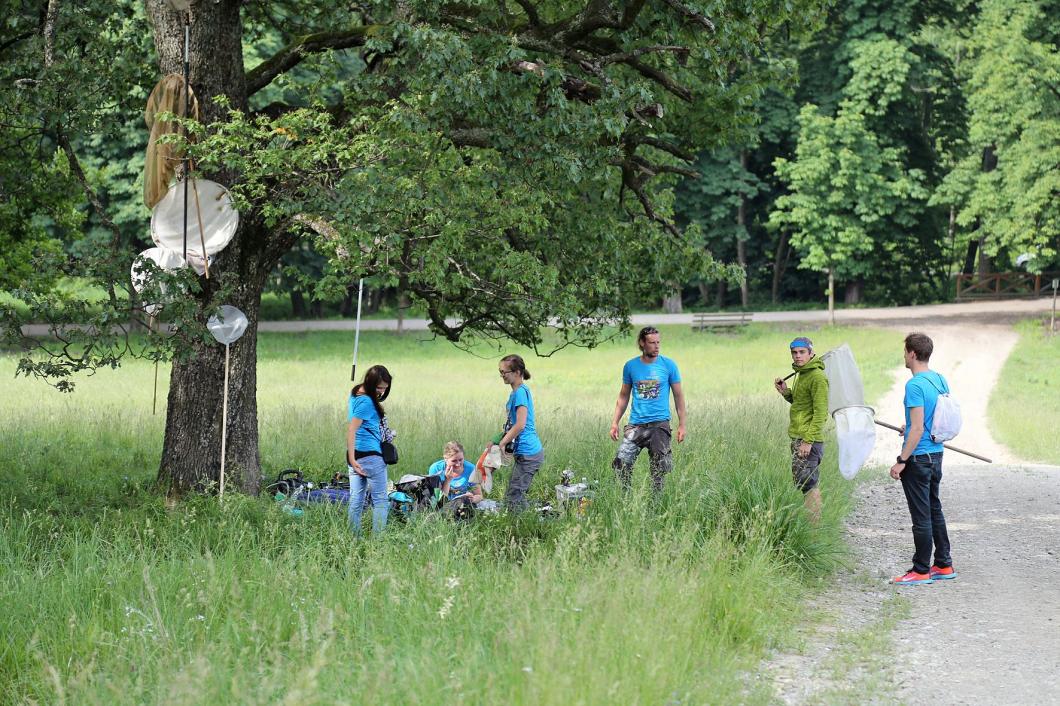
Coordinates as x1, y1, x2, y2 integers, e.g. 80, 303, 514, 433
891, 570, 934, 585
929, 565, 957, 580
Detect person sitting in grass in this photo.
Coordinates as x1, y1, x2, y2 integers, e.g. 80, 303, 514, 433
428, 441, 483, 504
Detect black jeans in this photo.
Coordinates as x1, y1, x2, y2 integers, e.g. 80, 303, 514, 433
900, 452, 952, 574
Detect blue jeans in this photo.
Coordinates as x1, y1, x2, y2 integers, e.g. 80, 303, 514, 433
349, 454, 389, 535
900, 452, 952, 574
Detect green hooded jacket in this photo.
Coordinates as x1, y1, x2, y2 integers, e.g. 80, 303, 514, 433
782, 356, 829, 442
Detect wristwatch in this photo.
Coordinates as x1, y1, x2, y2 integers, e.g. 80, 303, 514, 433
896, 455, 908, 464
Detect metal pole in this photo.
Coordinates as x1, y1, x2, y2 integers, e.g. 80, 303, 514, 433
151, 315, 159, 415
350, 278, 364, 381
220, 342, 230, 498
1051, 279, 1057, 335
874, 419, 992, 463
181, 19, 190, 261
827, 268, 835, 326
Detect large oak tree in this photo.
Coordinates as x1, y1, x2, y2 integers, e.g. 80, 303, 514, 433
2, 0, 823, 494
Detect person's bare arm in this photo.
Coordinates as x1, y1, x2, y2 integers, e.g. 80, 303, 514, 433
347, 418, 365, 476
890, 406, 925, 479
610, 383, 632, 440
671, 381, 687, 443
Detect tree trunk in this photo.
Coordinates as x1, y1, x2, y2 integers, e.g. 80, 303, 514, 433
772, 230, 789, 304
662, 290, 683, 314
962, 239, 978, 276
844, 278, 863, 304
148, 1, 270, 495
697, 281, 711, 307
715, 280, 727, 309
396, 290, 410, 333
977, 236, 991, 278
737, 150, 749, 308
290, 289, 307, 318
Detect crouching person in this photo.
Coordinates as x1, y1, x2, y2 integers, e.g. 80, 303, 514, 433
428, 441, 484, 506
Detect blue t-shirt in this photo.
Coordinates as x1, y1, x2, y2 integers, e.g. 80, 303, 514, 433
347, 394, 382, 453
904, 371, 949, 456
506, 384, 543, 456
623, 355, 681, 425
427, 459, 477, 499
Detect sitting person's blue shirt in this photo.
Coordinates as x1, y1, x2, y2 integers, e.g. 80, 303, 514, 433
427, 458, 478, 500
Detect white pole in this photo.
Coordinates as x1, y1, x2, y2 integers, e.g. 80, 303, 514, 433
181, 20, 190, 262
220, 342, 230, 498
828, 268, 835, 326
1051, 279, 1057, 335
351, 278, 364, 381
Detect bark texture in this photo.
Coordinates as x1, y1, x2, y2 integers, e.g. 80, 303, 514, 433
147, 0, 270, 494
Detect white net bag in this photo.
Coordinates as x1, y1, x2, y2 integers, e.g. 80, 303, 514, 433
833, 406, 876, 480
822, 344, 867, 414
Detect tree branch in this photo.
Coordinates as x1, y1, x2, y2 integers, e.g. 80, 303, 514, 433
512, 0, 541, 27
598, 45, 689, 65
630, 135, 695, 162
244, 27, 377, 96
659, 0, 716, 32
624, 57, 693, 102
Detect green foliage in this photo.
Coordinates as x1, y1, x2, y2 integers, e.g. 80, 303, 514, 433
770, 37, 931, 283
932, 0, 1060, 267
2, 0, 832, 381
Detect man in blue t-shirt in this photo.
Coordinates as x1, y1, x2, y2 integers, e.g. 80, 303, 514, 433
888, 332, 956, 586
609, 326, 687, 493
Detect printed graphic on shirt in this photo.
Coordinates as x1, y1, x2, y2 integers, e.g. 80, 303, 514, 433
634, 379, 661, 400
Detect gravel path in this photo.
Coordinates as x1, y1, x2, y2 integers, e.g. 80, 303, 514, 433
763, 322, 1060, 706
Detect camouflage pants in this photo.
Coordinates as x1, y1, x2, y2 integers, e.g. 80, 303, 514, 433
790, 438, 824, 493
613, 421, 673, 493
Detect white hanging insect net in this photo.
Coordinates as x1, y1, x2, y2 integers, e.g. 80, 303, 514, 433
822, 344, 876, 480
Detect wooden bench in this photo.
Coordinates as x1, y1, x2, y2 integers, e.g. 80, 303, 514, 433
691, 312, 752, 331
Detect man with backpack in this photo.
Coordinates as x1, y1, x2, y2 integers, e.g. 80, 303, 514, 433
889, 332, 958, 586
774, 336, 829, 523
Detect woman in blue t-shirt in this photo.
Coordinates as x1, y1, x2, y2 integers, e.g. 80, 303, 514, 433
496, 354, 544, 510
347, 365, 393, 535
427, 441, 482, 503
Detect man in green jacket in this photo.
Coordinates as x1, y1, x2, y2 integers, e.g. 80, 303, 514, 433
774, 336, 829, 522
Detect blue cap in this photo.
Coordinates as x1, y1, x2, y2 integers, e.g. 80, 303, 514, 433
789, 337, 813, 351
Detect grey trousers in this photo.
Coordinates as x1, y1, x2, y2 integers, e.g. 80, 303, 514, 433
505, 449, 544, 510
612, 421, 673, 492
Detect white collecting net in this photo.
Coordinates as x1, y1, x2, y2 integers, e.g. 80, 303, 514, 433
822, 344, 876, 479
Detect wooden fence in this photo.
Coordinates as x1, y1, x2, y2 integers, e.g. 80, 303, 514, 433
955, 272, 1060, 300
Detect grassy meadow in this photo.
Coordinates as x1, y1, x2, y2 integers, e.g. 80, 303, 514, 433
991, 319, 1060, 464
0, 324, 902, 704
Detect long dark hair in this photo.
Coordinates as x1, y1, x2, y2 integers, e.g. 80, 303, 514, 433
351, 365, 392, 418
500, 354, 531, 380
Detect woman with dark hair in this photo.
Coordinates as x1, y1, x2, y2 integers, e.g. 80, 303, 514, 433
496, 354, 544, 510
347, 365, 393, 535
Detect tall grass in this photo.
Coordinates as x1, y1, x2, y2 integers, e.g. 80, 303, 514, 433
0, 325, 900, 704
991, 319, 1060, 464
